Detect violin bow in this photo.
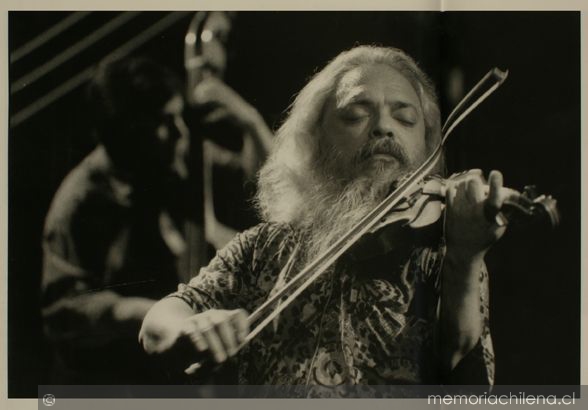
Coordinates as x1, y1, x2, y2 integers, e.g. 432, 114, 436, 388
185, 67, 509, 375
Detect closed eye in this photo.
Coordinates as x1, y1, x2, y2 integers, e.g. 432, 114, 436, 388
395, 116, 416, 126
338, 104, 371, 123
393, 107, 418, 126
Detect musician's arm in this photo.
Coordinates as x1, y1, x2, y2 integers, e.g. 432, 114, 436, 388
439, 253, 494, 384
438, 170, 504, 383
139, 224, 270, 364
139, 296, 199, 355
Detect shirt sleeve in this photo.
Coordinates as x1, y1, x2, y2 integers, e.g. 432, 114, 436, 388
167, 223, 271, 312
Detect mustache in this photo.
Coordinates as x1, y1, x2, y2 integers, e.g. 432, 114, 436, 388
356, 138, 410, 166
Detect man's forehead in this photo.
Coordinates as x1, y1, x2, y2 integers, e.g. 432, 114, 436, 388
334, 64, 419, 107
335, 68, 365, 103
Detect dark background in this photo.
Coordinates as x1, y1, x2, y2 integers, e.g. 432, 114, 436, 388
8, 11, 580, 397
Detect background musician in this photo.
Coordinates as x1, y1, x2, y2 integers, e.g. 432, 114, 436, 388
41, 57, 196, 383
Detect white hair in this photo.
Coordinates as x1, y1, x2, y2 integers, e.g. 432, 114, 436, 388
256, 45, 442, 225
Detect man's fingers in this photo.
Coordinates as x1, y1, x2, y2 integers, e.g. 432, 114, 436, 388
199, 317, 227, 363
467, 177, 485, 203
188, 324, 209, 353
179, 309, 250, 365
203, 108, 230, 124
483, 170, 506, 225
487, 170, 504, 210
453, 180, 469, 208
193, 78, 239, 106
181, 319, 208, 352
192, 78, 223, 104
467, 168, 483, 178
229, 309, 250, 344
213, 313, 238, 356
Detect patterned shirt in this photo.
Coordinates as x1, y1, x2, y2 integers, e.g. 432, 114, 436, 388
173, 222, 494, 391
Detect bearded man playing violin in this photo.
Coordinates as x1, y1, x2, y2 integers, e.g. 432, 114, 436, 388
140, 46, 504, 390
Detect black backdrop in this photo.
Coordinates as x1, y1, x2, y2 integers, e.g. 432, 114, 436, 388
8, 11, 580, 397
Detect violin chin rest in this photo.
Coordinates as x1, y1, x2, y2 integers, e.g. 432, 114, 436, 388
406, 196, 443, 228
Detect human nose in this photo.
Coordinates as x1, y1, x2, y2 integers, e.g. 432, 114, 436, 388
370, 109, 395, 139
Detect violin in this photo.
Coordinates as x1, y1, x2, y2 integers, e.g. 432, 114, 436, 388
347, 172, 559, 262
184, 66, 560, 376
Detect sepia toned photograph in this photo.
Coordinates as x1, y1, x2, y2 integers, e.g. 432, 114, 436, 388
4, 6, 583, 407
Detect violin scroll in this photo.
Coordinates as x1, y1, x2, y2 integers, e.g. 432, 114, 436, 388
501, 185, 560, 228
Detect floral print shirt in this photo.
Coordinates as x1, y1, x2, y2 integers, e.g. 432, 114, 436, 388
172, 222, 494, 390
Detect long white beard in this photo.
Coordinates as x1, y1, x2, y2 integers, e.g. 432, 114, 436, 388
296, 162, 410, 264
291, 133, 430, 264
